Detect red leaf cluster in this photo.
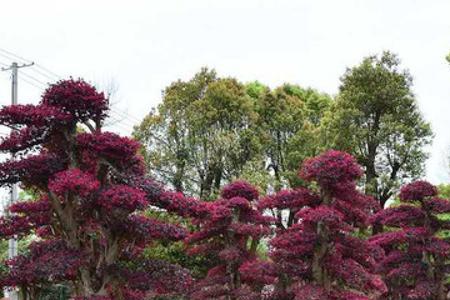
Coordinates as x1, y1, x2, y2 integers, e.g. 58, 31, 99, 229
370, 180, 450, 299
261, 150, 386, 299
186, 180, 272, 299
49, 168, 100, 197
41, 78, 108, 122
0, 79, 192, 299
399, 180, 438, 202
300, 149, 363, 192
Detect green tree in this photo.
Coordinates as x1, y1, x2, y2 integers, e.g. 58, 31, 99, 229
135, 70, 332, 200
321, 51, 433, 211
134, 68, 262, 199
250, 82, 332, 190
438, 184, 450, 199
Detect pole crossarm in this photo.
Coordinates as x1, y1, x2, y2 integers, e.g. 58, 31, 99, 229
1, 61, 34, 72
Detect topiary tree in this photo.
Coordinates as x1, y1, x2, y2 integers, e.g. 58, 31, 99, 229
370, 181, 450, 299
258, 150, 386, 299
0, 79, 191, 299
185, 180, 273, 300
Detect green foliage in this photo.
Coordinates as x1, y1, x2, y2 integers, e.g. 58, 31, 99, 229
0, 239, 7, 262
143, 209, 210, 278
321, 51, 433, 207
134, 68, 333, 198
254, 83, 332, 189
245, 81, 268, 99
36, 285, 71, 300
134, 68, 262, 199
438, 184, 450, 199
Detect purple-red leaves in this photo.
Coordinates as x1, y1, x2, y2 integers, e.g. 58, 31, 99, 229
49, 168, 99, 198
267, 151, 384, 299
125, 215, 186, 242
399, 180, 437, 202
221, 180, 259, 201
186, 181, 271, 299
424, 197, 450, 214
77, 131, 145, 175
77, 132, 140, 161
370, 205, 426, 227
2, 240, 83, 287
296, 205, 345, 229
0, 152, 66, 188
42, 79, 108, 122
300, 150, 363, 191
370, 180, 450, 299
97, 184, 146, 212
0, 79, 192, 299
239, 260, 278, 286
0, 104, 72, 127
258, 187, 319, 210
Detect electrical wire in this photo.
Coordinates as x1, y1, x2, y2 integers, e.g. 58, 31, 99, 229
111, 108, 142, 123
33, 63, 62, 80
1, 48, 146, 131
20, 71, 50, 86
0, 48, 32, 64
20, 76, 46, 91
27, 66, 60, 83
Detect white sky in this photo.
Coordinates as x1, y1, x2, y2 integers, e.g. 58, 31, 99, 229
0, 0, 449, 184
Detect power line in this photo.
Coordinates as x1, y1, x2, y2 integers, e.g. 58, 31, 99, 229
0, 48, 146, 131
20, 76, 46, 91
112, 108, 142, 123
0, 48, 32, 64
109, 110, 138, 127
27, 66, 60, 83
0, 49, 60, 83
20, 71, 49, 86
33, 63, 62, 80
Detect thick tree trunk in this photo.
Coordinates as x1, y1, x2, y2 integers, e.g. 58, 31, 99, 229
200, 167, 214, 200
312, 221, 330, 290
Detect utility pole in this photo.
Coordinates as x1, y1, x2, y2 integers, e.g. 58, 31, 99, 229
1, 61, 34, 300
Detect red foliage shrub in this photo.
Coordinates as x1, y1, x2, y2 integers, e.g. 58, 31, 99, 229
221, 180, 260, 201
257, 150, 386, 299
300, 149, 363, 192
370, 180, 450, 300
41, 78, 108, 122
399, 180, 438, 202
186, 180, 273, 300
0, 79, 191, 299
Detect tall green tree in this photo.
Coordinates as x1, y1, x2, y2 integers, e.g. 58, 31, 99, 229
134, 68, 262, 199
321, 51, 433, 210
135, 71, 332, 200
249, 82, 332, 190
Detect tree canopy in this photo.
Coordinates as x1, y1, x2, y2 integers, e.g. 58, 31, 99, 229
0, 80, 192, 299
321, 51, 433, 209
134, 69, 333, 199
134, 68, 262, 200
0, 51, 444, 300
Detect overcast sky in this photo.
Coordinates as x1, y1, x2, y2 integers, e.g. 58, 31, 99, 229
0, 0, 449, 184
